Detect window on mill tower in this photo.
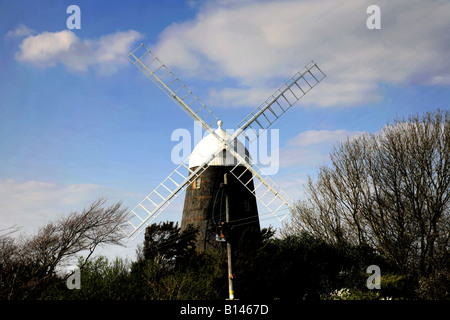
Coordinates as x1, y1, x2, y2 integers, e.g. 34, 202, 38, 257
193, 177, 202, 189
243, 199, 250, 212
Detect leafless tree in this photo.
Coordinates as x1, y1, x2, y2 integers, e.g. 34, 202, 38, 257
0, 197, 128, 299
284, 110, 450, 276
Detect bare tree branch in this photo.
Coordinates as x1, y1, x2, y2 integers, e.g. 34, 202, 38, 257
285, 110, 450, 276
0, 197, 128, 299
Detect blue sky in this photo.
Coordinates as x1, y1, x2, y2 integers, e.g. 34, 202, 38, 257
1, 0, 449, 258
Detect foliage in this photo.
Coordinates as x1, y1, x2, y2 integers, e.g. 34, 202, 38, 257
416, 268, 450, 300
2, 219, 448, 300
329, 288, 382, 300
0, 198, 127, 300
286, 110, 450, 280
143, 221, 197, 268
129, 251, 224, 300
46, 256, 132, 300
43, 226, 397, 300
128, 221, 227, 299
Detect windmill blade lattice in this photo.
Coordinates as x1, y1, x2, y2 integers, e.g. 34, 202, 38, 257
121, 157, 202, 239
128, 44, 219, 133
122, 142, 226, 239
237, 61, 326, 142
228, 150, 293, 221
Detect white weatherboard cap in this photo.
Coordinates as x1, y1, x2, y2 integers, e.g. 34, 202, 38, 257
188, 121, 250, 168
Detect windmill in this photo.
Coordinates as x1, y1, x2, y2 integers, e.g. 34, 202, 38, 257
122, 43, 325, 240
123, 42, 325, 298
181, 119, 261, 251
122, 44, 325, 297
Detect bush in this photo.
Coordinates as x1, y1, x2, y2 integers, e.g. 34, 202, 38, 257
416, 269, 450, 300
234, 231, 381, 300
46, 256, 132, 300
329, 288, 381, 300
129, 250, 225, 300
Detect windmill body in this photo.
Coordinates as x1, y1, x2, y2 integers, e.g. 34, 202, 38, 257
182, 121, 260, 251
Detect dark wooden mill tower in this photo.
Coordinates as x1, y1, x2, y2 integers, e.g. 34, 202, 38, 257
181, 121, 260, 251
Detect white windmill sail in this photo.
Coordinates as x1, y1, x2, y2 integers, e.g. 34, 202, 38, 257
123, 150, 216, 239
236, 61, 326, 142
128, 44, 219, 132
227, 149, 293, 221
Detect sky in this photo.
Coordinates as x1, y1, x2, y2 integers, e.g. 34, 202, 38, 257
1, 0, 449, 260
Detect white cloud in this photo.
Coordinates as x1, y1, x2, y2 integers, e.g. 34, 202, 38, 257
280, 129, 364, 167
152, 0, 450, 108
287, 129, 364, 147
15, 29, 144, 75
16, 30, 79, 67
207, 86, 273, 107
0, 178, 118, 235
5, 24, 35, 39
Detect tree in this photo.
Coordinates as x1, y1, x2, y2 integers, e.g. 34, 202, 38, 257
143, 221, 198, 268
0, 197, 128, 299
61, 256, 132, 300
285, 110, 450, 279
134, 221, 223, 299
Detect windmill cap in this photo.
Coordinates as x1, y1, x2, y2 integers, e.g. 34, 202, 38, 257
188, 122, 250, 168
